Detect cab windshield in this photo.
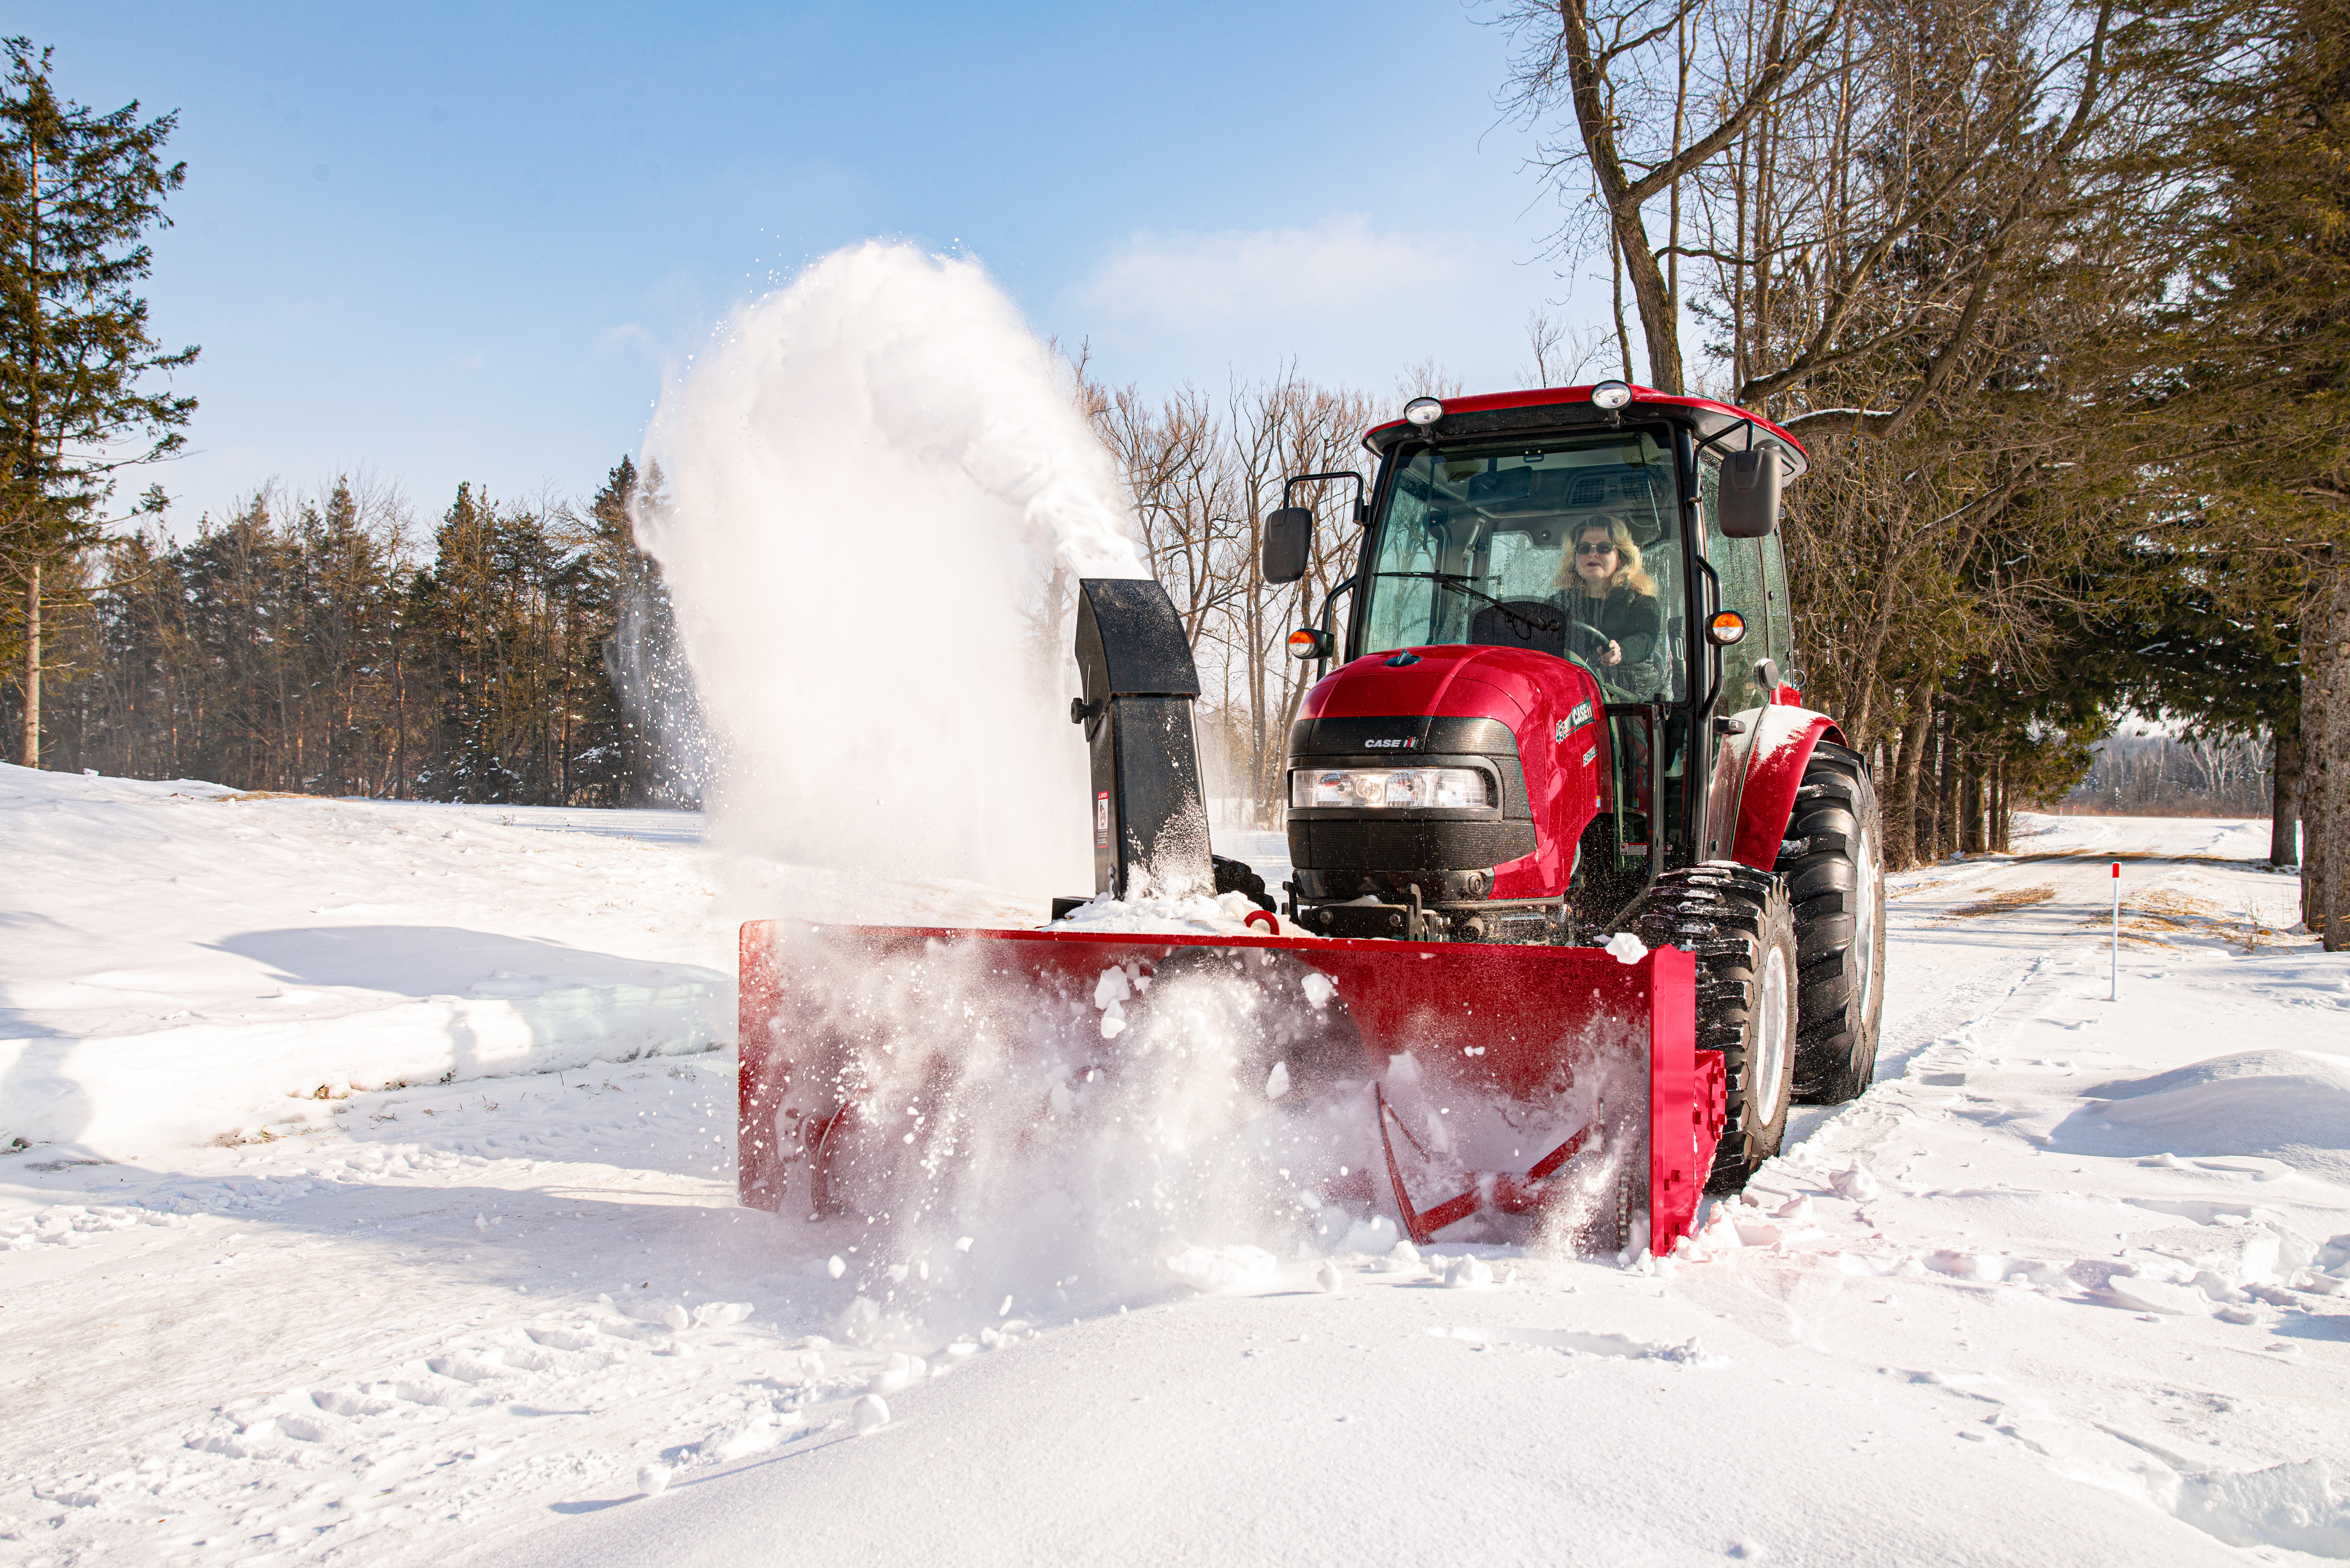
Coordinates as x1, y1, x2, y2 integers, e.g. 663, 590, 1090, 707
1359, 431, 1686, 703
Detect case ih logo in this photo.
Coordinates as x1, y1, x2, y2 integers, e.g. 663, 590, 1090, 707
1555, 701, 1597, 743
1363, 737, 1416, 749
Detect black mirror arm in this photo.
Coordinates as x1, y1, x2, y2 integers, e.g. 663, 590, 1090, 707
1315, 575, 1356, 677
1281, 471, 1369, 524
1692, 418, 1758, 458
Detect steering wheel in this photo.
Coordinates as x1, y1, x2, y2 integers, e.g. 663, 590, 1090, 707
1564, 617, 1613, 659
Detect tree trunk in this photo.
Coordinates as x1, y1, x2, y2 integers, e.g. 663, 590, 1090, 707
1921, 710, 1947, 859
1941, 731, 1965, 858
2309, 558, 2349, 949
1887, 699, 1931, 869
20, 562, 39, 769
2271, 698, 2303, 869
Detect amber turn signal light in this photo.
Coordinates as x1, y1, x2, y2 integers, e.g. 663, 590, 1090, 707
1288, 628, 1333, 660
1706, 609, 1748, 646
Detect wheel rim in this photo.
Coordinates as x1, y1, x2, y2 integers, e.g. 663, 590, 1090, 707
1853, 811, 1881, 1012
1755, 941, 1791, 1118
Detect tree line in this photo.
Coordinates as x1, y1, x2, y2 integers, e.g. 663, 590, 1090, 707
2, 459, 705, 806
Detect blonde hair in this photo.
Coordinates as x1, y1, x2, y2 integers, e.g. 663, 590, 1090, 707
1555, 513, 1658, 596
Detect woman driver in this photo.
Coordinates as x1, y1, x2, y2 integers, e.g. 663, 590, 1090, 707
1554, 514, 1666, 692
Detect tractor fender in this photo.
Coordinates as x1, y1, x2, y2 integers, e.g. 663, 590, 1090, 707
1728, 703, 1846, 872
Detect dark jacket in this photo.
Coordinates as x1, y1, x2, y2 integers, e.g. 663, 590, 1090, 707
1560, 584, 1668, 694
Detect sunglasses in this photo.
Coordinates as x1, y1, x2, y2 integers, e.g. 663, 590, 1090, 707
1573, 540, 1618, 555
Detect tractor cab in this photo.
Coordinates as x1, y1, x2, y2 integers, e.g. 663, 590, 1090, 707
1269, 381, 1810, 943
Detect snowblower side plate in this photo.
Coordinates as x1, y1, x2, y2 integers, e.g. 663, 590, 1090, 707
738, 922, 1714, 1255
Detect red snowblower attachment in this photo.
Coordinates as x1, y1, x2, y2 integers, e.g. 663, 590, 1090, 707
738, 575, 1727, 1257
739, 923, 1714, 1252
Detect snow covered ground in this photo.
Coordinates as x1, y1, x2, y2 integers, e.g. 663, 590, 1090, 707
3, 774, 2347, 1566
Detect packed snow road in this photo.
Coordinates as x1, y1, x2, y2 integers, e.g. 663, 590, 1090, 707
3, 768, 2346, 1566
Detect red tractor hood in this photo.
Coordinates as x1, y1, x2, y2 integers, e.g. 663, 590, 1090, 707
1303, 642, 1591, 726
1300, 645, 1607, 900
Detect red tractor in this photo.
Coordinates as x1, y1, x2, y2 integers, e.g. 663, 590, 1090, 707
739, 381, 1885, 1257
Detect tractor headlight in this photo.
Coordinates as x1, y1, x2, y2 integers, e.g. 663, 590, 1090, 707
1290, 766, 1492, 810
1403, 396, 1444, 426
1590, 380, 1634, 410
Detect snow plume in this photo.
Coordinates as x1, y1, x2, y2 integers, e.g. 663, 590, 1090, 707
640, 241, 1149, 891
776, 935, 1383, 1332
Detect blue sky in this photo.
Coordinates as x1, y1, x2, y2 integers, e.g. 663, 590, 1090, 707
17, 2, 1610, 530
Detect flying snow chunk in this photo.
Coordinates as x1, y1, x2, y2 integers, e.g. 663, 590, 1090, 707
826, 1255, 846, 1279
852, 1394, 891, 1435
1300, 971, 1337, 1009
1265, 1061, 1292, 1102
1604, 931, 1648, 964
636, 1464, 671, 1497
1315, 1260, 1344, 1294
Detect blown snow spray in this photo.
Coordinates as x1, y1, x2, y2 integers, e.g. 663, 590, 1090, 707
637, 241, 1149, 893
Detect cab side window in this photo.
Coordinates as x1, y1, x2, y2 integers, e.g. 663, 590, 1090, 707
1699, 457, 1769, 713
1761, 530, 1794, 692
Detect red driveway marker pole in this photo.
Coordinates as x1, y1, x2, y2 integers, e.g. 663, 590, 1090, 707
2110, 862, 2120, 1001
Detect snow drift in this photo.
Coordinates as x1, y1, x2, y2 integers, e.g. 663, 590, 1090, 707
2062, 1049, 2350, 1184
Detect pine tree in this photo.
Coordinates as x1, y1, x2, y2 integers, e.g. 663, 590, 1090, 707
588, 456, 705, 806
2157, 0, 2350, 942
0, 39, 196, 768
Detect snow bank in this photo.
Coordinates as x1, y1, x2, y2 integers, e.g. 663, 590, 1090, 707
2062, 1050, 2350, 1184
0, 764, 731, 1154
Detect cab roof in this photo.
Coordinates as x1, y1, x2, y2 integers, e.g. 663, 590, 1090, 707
1364, 384, 1811, 479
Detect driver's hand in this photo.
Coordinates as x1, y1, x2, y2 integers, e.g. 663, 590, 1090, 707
1602, 640, 1623, 666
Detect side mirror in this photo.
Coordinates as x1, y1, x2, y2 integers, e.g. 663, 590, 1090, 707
1718, 449, 1781, 539
1262, 506, 1313, 584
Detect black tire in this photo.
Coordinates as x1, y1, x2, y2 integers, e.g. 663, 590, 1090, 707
1779, 742, 1886, 1104
1618, 862, 1799, 1191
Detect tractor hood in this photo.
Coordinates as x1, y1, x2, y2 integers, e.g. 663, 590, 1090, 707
1292, 645, 1607, 901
